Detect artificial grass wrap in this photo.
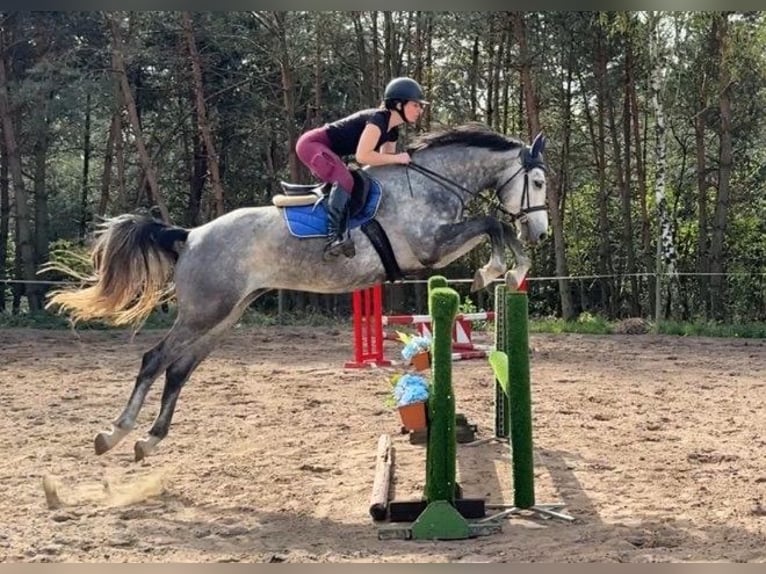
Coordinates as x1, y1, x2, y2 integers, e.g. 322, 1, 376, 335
424, 286, 459, 504
504, 288, 535, 508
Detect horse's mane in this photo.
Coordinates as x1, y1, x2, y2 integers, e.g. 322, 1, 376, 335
408, 122, 524, 153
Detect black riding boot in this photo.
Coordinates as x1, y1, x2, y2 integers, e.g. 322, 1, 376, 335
324, 184, 356, 260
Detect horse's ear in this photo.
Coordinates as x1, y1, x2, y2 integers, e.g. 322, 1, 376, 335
531, 132, 546, 157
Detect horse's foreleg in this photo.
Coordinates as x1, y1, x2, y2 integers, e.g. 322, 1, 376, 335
500, 221, 531, 289
426, 217, 506, 292
134, 347, 210, 462
94, 342, 169, 455
469, 217, 506, 291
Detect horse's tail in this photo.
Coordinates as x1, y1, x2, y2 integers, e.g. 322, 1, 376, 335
45, 213, 189, 327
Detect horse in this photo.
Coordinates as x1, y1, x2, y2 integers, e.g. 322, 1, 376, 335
46, 123, 549, 461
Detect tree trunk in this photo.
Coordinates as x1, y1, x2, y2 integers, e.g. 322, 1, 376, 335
79, 91, 91, 238
649, 13, 677, 321
629, 48, 651, 305
695, 76, 710, 318
414, 12, 424, 89
622, 34, 639, 316
502, 16, 513, 134
593, 22, 614, 314
383, 12, 393, 81
33, 98, 51, 272
112, 72, 127, 213
188, 127, 206, 227
512, 13, 539, 139
514, 12, 573, 319
709, 13, 733, 321
182, 12, 225, 218
608, 76, 628, 311
107, 14, 169, 222
470, 36, 479, 121
491, 16, 504, 129
485, 16, 496, 127
0, 39, 41, 311
554, 40, 576, 320
0, 137, 8, 311
264, 122, 279, 198
351, 13, 370, 104
309, 13, 325, 149
98, 109, 119, 217
270, 12, 300, 184
423, 13, 434, 131
371, 12, 380, 97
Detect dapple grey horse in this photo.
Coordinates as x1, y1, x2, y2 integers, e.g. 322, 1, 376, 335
46, 123, 548, 461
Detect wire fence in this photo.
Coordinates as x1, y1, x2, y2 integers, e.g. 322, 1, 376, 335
0, 271, 763, 323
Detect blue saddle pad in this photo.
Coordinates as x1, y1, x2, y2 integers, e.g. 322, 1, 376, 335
281, 178, 382, 239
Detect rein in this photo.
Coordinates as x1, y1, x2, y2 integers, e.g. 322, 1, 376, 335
407, 161, 473, 212
406, 158, 543, 223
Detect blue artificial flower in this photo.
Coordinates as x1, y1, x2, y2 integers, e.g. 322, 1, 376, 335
393, 373, 430, 406
401, 335, 431, 361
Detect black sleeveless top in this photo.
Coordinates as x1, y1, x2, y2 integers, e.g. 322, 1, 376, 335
325, 109, 399, 157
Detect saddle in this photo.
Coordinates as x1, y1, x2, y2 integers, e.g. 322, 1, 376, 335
274, 169, 403, 282
276, 170, 381, 240
273, 169, 371, 216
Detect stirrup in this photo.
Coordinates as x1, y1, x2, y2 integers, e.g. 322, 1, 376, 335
323, 235, 355, 260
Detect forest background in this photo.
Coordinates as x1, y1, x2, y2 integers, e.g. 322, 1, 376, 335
0, 11, 763, 328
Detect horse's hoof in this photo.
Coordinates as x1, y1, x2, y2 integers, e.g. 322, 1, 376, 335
505, 268, 527, 291
94, 432, 112, 455
134, 441, 148, 462
470, 270, 488, 292
134, 436, 160, 462
94, 426, 130, 455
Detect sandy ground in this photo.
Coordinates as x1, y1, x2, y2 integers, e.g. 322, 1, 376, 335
1, 324, 765, 563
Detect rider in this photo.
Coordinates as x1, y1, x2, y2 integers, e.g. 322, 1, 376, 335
295, 77, 428, 259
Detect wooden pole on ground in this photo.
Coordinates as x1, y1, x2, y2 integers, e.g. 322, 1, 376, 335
369, 434, 393, 521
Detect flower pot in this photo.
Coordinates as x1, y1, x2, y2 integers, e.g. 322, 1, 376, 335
398, 401, 428, 431
411, 351, 430, 372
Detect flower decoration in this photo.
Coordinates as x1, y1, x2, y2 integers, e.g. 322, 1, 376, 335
400, 334, 431, 361
392, 373, 430, 407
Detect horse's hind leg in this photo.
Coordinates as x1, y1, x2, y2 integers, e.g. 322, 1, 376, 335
94, 305, 229, 455
133, 345, 212, 462
94, 339, 171, 455
132, 291, 266, 461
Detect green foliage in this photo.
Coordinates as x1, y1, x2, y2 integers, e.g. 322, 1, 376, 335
658, 320, 766, 339
457, 295, 490, 330
529, 314, 613, 335
44, 239, 93, 280
0, 311, 77, 330
0, 305, 345, 331
235, 308, 343, 328
383, 373, 400, 409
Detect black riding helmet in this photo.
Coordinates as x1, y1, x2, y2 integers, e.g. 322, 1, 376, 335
383, 77, 429, 105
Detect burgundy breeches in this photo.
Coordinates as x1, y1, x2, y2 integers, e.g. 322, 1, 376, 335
295, 127, 355, 193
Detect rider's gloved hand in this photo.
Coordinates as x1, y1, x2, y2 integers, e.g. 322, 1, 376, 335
394, 152, 411, 165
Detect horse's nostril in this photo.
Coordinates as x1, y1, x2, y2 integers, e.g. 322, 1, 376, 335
539, 232, 547, 241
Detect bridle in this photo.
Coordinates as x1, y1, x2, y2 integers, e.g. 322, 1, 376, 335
495, 147, 548, 224
407, 146, 547, 224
